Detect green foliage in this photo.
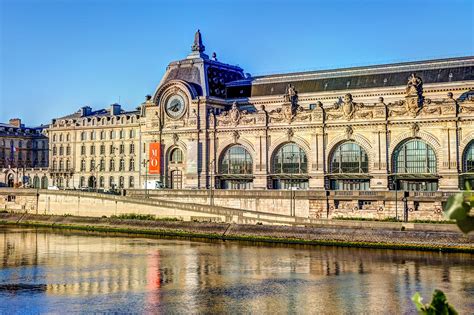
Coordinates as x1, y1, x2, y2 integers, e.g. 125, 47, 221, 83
110, 213, 181, 221
443, 186, 474, 234
412, 290, 458, 315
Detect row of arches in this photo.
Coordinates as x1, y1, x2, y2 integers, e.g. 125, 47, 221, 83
166, 138, 474, 191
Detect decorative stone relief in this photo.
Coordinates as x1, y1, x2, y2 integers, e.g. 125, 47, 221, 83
232, 130, 240, 143
345, 126, 353, 139
326, 93, 374, 121
410, 122, 420, 137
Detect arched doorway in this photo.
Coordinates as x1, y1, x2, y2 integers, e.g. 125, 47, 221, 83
41, 176, 48, 189
328, 141, 370, 190
33, 176, 40, 189
167, 148, 185, 189
88, 176, 96, 189
392, 139, 438, 191
7, 174, 14, 187
170, 170, 183, 189
218, 145, 253, 189
271, 143, 308, 189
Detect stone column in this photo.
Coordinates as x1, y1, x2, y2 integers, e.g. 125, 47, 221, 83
370, 127, 389, 190
309, 127, 325, 189
439, 124, 459, 190
253, 130, 268, 189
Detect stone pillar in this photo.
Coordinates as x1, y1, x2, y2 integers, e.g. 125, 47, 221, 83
253, 130, 268, 189
439, 125, 459, 190
309, 128, 325, 189
370, 127, 389, 190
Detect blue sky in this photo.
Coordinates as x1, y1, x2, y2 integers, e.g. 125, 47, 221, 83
1, 0, 473, 126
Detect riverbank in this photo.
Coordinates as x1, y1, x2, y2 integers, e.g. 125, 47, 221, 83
1, 213, 473, 253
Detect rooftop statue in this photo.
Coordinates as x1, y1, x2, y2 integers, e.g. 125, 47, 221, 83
191, 29, 205, 53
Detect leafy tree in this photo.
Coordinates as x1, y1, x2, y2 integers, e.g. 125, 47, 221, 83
443, 184, 474, 234
412, 290, 458, 315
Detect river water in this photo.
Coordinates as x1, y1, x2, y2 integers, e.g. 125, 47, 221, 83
0, 226, 472, 314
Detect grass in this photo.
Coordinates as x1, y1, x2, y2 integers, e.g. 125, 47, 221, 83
110, 213, 182, 222
333, 217, 455, 224
0, 217, 471, 254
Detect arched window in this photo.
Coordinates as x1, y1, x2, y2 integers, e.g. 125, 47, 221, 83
463, 141, 474, 173
129, 176, 134, 188
109, 176, 115, 188
129, 158, 135, 171
100, 158, 105, 171
272, 143, 307, 174
90, 159, 95, 171
80, 159, 86, 171
462, 141, 474, 189
393, 139, 438, 191
66, 160, 70, 171
59, 134, 63, 142
329, 142, 370, 190
394, 139, 436, 174
79, 176, 85, 188
119, 158, 125, 171
81, 132, 86, 141
100, 131, 105, 140
330, 142, 368, 173
99, 176, 105, 188
217, 145, 253, 189
109, 159, 115, 171
170, 148, 184, 164
220, 146, 252, 175
271, 143, 308, 189
119, 176, 124, 188
59, 160, 64, 171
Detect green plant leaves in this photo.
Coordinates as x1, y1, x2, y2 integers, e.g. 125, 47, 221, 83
444, 193, 474, 234
412, 290, 458, 315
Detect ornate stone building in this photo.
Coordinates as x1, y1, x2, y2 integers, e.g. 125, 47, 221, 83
141, 31, 474, 192
47, 104, 141, 189
0, 118, 49, 187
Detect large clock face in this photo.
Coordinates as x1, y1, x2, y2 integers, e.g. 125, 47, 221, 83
165, 95, 186, 119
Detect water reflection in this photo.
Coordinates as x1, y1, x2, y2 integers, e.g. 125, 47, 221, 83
0, 226, 473, 314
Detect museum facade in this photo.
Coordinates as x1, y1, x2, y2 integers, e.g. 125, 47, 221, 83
141, 31, 474, 192
32, 31, 474, 193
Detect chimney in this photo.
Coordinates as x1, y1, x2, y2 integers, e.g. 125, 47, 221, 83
110, 103, 121, 115
80, 106, 92, 117
9, 118, 21, 127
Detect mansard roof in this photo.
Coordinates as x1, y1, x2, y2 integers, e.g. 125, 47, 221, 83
226, 56, 474, 99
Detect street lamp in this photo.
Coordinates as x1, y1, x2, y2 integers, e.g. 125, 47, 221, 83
142, 159, 149, 198
209, 159, 215, 206
288, 153, 296, 217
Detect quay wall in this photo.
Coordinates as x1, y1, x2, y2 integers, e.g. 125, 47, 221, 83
0, 213, 472, 252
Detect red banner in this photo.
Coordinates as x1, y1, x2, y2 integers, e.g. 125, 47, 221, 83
149, 143, 161, 175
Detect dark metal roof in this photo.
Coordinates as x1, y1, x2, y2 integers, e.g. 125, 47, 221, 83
226, 56, 474, 98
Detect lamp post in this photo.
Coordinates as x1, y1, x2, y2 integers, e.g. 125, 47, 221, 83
394, 174, 398, 221
142, 159, 149, 198
209, 159, 215, 206
288, 153, 296, 217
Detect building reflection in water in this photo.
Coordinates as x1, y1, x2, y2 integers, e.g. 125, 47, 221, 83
0, 227, 473, 313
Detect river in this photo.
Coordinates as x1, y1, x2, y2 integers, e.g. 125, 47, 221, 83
0, 226, 473, 314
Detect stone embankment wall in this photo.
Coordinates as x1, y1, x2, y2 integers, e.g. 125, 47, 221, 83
0, 188, 461, 223
0, 213, 472, 252
126, 189, 454, 221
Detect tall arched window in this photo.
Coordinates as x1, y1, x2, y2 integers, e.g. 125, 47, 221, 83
462, 141, 474, 189
271, 143, 308, 189
79, 176, 85, 188
218, 145, 253, 189
393, 139, 438, 191
329, 142, 369, 190
119, 176, 124, 188
170, 148, 183, 164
